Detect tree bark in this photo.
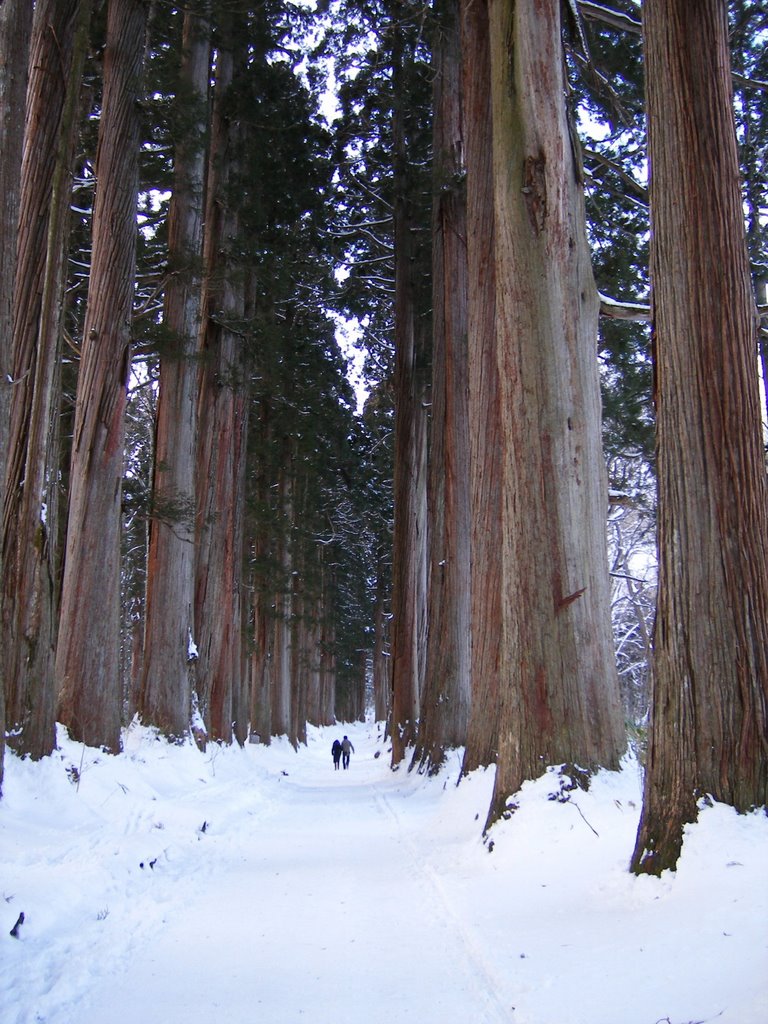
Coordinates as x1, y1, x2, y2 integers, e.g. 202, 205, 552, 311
248, 401, 274, 744
389, 8, 429, 765
0, 0, 32, 497
320, 598, 336, 724
414, 0, 471, 774
306, 548, 333, 728
289, 474, 309, 748
139, 3, 210, 739
193, 11, 251, 746
632, 0, 768, 875
2, 0, 89, 760
372, 548, 391, 724
469, 0, 626, 827
460, 0, 502, 775
0, 0, 34, 790
268, 458, 293, 739
248, 555, 272, 744
56, 0, 147, 752
194, 315, 248, 745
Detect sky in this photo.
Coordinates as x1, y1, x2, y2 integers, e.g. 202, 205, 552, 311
2, 717, 767, 1024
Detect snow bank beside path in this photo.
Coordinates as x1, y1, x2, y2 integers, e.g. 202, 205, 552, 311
1, 719, 766, 1024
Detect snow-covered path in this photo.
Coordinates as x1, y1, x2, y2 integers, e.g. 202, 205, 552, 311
3, 718, 767, 1024
75, 728, 512, 1024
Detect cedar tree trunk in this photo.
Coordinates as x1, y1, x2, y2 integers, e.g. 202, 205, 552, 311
139, 4, 210, 739
389, 13, 429, 765
0, 0, 34, 789
56, 0, 147, 752
460, 0, 502, 774
194, 22, 248, 744
475, 0, 625, 826
414, 0, 471, 774
632, 0, 768, 875
2, 0, 90, 759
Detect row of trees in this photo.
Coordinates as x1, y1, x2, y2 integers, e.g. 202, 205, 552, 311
0, 0, 381, 785
1, 0, 766, 874
327, 0, 768, 871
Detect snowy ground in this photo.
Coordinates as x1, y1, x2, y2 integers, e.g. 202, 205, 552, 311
1, 718, 766, 1024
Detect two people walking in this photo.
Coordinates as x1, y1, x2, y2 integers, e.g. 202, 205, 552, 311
331, 735, 355, 770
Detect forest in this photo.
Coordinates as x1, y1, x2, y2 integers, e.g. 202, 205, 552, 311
0, 0, 767, 877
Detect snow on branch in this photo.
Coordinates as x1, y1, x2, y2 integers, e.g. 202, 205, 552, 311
578, 1, 641, 35
599, 293, 651, 322
733, 72, 768, 94
600, 299, 765, 327
583, 149, 648, 203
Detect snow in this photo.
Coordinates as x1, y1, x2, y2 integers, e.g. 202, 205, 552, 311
2, 718, 766, 1024
187, 630, 198, 661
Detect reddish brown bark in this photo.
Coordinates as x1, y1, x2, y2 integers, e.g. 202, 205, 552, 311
193, 15, 249, 745
632, 0, 768, 875
247, 403, 275, 744
372, 549, 391, 724
462, 0, 625, 825
0, 0, 34, 789
139, 4, 210, 739
414, 0, 471, 774
266, 459, 293, 739
389, 12, 429, 765
460, 0, 502, 775
194, 344, 248, 744
56, 0, 146, 753
492, 0, 624, 819
2, 0, 89, 760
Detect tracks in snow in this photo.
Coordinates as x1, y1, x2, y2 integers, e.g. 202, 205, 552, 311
372, 783, 517, 1024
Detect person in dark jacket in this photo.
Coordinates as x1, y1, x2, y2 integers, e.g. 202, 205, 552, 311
341, 735, 355, 770
331, 738, 342, 770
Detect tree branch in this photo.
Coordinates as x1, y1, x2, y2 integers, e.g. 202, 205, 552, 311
584, 148, 648, 203
579, 3, 768, 98
599, 293, 651, 322
578, 1, 641, 35
733, 72, 768, 94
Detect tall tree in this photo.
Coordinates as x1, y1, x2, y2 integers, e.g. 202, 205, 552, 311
413, 0, 471, 773
388, 2, 432, 764
3, 0, 92, 760
194, 7, 248, 744
631, 0, 768, 875
139, 3, 211, 739
458, 0, 502, 775
56, 0, 148, 752
0, 0, 34, 790
466, 0, 625, 827
0, 0, 31, 497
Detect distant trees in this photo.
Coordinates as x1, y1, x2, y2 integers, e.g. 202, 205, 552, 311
0, 0, 378, 772
606, 464, 655, 731
325, 0, 431, 754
